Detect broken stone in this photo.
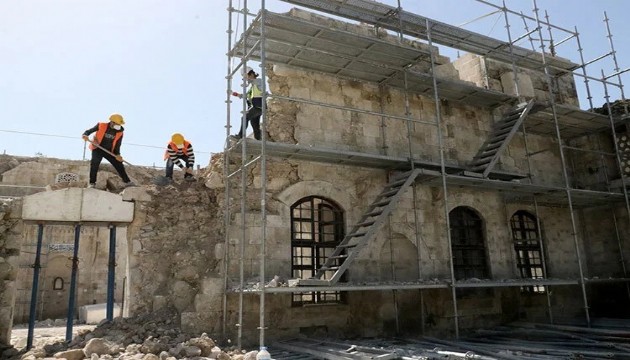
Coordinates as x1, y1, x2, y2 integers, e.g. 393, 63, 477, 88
54, 349, 85, 360
83, 338, 117, 357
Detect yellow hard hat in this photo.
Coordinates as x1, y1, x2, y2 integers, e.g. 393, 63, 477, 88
171, 133, 185, 146
109, 113, 125, 125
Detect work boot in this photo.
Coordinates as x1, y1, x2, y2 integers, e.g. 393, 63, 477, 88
87, 183, 95, 189
123, 181, 137, 188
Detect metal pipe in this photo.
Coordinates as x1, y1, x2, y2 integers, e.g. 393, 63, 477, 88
604, 11, 628, 108
553, 33, 576, 49
510, 27, 540, 47
519, 11, 536, 51
458, 9, 502, 28
580, 52, 614, 69
106, 225, 116, 321
575, 28, 595, 111
502, 0, 520, 98
426, 18, 459, 339
258, 0, 268, 348
544, 11, 556, 57
26, 224, 44, 350
236, 0, 249, 349
66, 224, 81, 341
572, 71, 622, 88
601, 68, 630, 301
533, 0, 590, 327
475, 0, 576, 35
222, 0, 235, 340
563, 145, 615, 157
611, 211, 630, 300
605, 67, 630, 81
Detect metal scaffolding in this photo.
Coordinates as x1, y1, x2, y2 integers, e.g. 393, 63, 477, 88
224, 0, 630, 347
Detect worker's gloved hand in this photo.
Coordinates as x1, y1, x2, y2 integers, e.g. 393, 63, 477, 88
231, 91, 240, 97
82, 135, 89, 141
115, 155, 123, 162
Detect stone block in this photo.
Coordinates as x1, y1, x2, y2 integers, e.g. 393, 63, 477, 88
500, 72, 535, 98
121, 187, 152, 202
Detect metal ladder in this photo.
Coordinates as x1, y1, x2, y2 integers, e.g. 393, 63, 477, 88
298, 169, 427, 286
469, 100, 535, 178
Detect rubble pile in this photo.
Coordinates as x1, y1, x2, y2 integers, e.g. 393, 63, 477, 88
594, 99, 630, 117
13, 308, 258, 360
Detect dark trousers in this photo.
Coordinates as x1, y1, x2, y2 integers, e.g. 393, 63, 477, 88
237, 99, 262, 140
89, 148, 130, 184
166, 156, 193, 179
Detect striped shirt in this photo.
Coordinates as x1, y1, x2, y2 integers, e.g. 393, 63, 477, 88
166, 142, 195, 168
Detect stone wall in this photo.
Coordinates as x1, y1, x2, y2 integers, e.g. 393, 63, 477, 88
452, 53, 579, 107
12, 224, 128, 324
0, 198, 22, 347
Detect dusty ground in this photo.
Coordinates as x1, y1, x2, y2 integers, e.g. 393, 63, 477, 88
10, 323, 96, 350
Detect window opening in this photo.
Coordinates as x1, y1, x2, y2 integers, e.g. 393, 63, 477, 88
449, 207, 489, 280
510, 210, 546, 293
291, 196, 346, 305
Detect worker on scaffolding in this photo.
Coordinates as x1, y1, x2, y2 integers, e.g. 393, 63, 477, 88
230, 66, 263, 141
82, 114, 135, 188
164, 133, 195, 182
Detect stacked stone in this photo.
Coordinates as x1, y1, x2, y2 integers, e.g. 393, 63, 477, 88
0, 199, 21, 358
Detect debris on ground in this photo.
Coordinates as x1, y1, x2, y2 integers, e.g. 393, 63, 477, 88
5, 307, 255, 360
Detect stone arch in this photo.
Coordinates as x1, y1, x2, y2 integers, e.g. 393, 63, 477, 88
379, 233, 419, 282
275, 180, 355, 220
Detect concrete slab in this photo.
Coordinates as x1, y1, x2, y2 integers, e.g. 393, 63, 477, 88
21, 188, 134, 223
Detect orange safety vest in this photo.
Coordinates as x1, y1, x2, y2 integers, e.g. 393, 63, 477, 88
163, 141, 190, 160
90, 123, 123, 152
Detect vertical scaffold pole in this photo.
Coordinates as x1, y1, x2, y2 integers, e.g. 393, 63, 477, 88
426, 18, 459, 338
259, 0, 268, 348
533, 0, 590, 327
106, 225, 116, 321
575, 29, 595, 111
237, 0, 249, 349
222, 0, 235, 340
26, 224, 44, 350
66, 224, 81, 341
501, 0, 520, 98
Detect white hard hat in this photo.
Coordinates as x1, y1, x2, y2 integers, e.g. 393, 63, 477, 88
242, 66, 258, 77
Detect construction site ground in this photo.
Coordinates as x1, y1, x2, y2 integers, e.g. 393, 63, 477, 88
6, 315, 630, 359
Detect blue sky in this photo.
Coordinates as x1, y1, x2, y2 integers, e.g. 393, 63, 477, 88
1, 1, 628, 167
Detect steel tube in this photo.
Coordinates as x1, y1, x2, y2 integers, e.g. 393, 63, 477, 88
106, 225, 116, 321
66, 224, 81, 341
26, 224, 44, 350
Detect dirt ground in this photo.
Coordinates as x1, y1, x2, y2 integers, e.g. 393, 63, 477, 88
10, 324, 96, 351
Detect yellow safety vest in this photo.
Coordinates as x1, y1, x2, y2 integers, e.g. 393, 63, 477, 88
247, 81, 263, 100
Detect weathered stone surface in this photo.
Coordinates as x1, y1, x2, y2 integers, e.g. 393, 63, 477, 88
54, 348, 86, 360
83, 338, 117, 356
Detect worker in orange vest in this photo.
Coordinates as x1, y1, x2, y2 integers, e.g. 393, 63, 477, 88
164, 133, 195, 182
82, 114, 135, 188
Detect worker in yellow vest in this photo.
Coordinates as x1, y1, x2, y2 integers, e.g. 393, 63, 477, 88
164, 133, 195, 182
230, 67, 263, 140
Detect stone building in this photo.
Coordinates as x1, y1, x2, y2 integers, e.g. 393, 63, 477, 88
2, 0, 630, 352
210, 2, 630, 344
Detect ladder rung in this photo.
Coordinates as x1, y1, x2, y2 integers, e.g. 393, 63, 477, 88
357, 220, 375, 227
480, 148, 498, 157
471, 166, 486, 172
365, 210, 383, 217
387, 178, 406, 188
330, 255, 348, 259
391, 170, 413, 181
373, 199, 391, 207
499, 118, 519, 128
319, 266, 339, 271
348, 232, 367, 238
488, 134, 508, 144
470, 158, 491, 166
338, 243, 358, 248
379, 188, 400, 198
485, 142, 502, 151
494, 127, 512, 136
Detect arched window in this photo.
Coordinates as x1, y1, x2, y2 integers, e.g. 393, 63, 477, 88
53, 277, 64, 290
510, 210, 546, 293
291, 196, 345, 306
449, 206, 489, 280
